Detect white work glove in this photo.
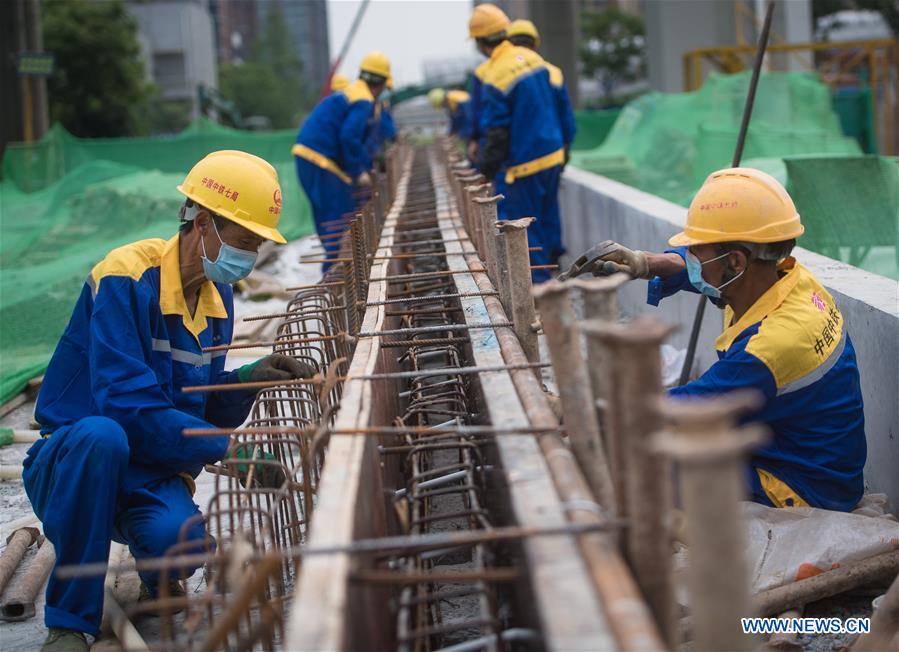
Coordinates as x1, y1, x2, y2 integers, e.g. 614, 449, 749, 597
356, 171, 372, 188
559, 240, 651, 280
592, 241, 651, 279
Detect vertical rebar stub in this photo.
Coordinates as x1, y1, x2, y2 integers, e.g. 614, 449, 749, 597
653, 390, 768, 652
497, 218, 538, 365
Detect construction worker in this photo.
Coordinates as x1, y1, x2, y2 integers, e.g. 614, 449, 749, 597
470, 4, 565, 283
293, 51, 392, 272
569, 168, 866, 512
330, 73, 350, 93
25, 151, 315, 652
466, 4, 509, 167
428, 88, 472, 140
507, 19, 576, 170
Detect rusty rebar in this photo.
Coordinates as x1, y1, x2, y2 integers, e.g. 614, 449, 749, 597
533, 281, 616, 516
498, 218, 539, 364
572, 274, 629, 520
583, 315, 678, 646
654, 391, 768, 651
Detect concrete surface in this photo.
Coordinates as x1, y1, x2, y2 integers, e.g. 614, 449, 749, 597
559, 166, 899, 510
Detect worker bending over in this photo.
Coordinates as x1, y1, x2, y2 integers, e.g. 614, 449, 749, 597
469, 3, 565, 283
428, 88, 473, 140
293, 51, 392, 272
568, 168, 866, 511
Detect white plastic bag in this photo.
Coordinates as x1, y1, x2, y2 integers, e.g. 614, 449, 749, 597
743, 497, 899, 594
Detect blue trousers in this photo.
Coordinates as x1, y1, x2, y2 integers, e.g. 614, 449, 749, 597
296, 157, 355, 274
499, 166, 563, 283
23, 417, 207, 636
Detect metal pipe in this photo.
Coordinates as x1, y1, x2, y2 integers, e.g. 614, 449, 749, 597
654, 391, 768, 651
584, 316, 678, 646
533, 281, 616, 515
0, 538, 55, 621
573, 274, 629, 521
498, 219, 539, 364
0, 527, 39, 594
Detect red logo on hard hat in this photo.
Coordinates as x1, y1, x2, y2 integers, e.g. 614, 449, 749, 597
274, 189, 282, 208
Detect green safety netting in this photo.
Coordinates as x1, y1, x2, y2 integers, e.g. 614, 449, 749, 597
571, 109, 622, 151
570, 71, 862, 207
0, 119, 313, 405
785, 155, 899, 281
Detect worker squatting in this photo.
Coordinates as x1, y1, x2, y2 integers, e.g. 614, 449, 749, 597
23, 11, 865, 652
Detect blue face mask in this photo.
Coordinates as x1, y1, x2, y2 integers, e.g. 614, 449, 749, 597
200, 218, 258, 284
685, 250, 743, 300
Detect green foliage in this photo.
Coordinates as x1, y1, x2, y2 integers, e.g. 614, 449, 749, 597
42, 0, 152, 137
580, 8, 647, 104
218, 3, 311, 130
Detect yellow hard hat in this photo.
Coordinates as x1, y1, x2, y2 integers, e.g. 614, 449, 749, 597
360, 51, 391, 79
428, 88, 446, 109
177, 150, 286, 244
669, 167, 804, 247
468, 3, 510, 39
330, 74, 349, 92
507, 19, 540, 47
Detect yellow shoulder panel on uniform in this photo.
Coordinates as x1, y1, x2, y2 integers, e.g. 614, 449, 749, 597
343, 79, 374, 104
484, 45, 547, 93
446, 90, 470, 111
743, 264, 844, 389
475, 60, 492, 81
546, 62, 564, 87
91, 238, 167, 289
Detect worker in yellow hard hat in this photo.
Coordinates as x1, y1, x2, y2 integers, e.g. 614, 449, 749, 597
25, 150, 315, 652
293, 51, 392, 271
330, 73, 350, 93
429, 88, 472, 140
466, 3, 510, 165
506, 18, 576, 267
564, 167, 866, 513
507, 19, 576, 162
468, 3, 567, 283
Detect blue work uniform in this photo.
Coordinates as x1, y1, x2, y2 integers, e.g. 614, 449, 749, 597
546, 62, 576, 156
480, 41, 565, 283
446, 90, 472, 140
23, 236, 255, 636
469, 62, 489, 157
650, 252, 866, 512
380, 98, 397, 144
293, 79, 375, 271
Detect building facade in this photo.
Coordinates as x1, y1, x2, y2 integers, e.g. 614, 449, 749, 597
127, 0, 218, 118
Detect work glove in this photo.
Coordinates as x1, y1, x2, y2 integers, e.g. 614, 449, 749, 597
356, 171, 373, 188
562, 145, 571, 170
558, 240, 651, 280
237, 354, 316, 383
229, 445, 287, 489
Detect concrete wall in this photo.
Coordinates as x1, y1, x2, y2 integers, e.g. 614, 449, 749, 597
559, 166, 899, 508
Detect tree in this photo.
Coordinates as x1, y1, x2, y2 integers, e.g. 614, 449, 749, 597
218, 3, 311, 129
580, 8, 646, 105
42, 0, 152, 137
